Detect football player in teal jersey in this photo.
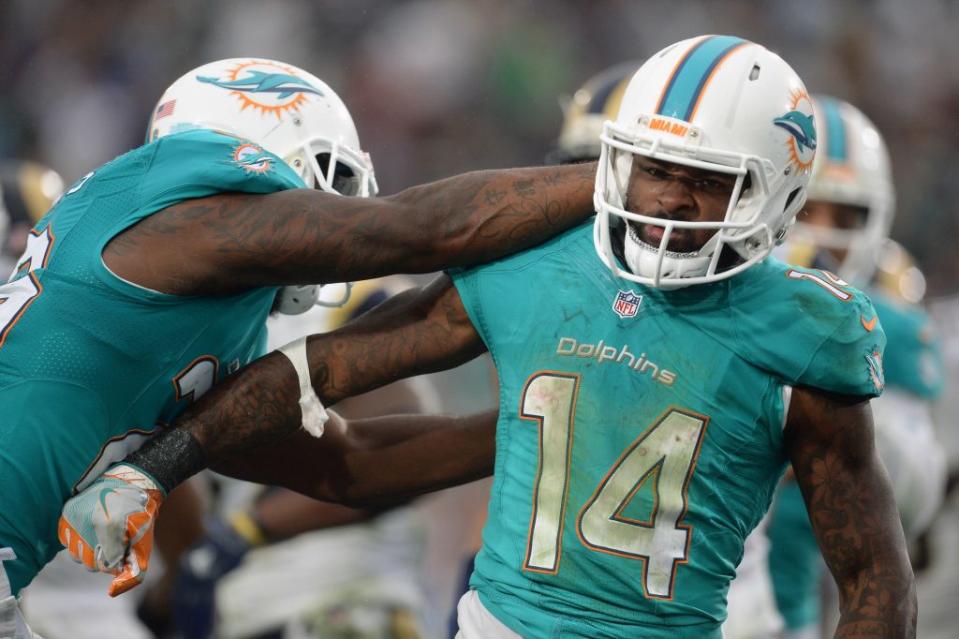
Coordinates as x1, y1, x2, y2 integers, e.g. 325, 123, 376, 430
769, 95, 945, 639
0, 54, 598, 632
546, 59, 789, 639
63, 38, 915, 638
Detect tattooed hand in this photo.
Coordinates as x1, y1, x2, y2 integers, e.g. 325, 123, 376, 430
784, 386, 916, 638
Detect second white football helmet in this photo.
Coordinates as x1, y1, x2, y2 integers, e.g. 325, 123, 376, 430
147, 58, 377, 313
593, 35, 816, 288
789, 95, 894, 284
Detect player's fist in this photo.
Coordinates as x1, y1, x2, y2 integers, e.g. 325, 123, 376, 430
58, 463, 166, 596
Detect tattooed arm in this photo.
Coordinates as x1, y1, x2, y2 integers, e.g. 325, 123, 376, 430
104, 164, 596, 295
126, 275, 489, 501
784, 386, 916, 638
58, 275, 491, 593
209, 409, 497, 507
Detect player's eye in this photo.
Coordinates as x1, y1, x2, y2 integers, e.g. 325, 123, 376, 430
644, 167, 669, 180
696, 177, 731, 193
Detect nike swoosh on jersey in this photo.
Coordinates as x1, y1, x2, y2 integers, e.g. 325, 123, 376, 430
861, 315, 878, 332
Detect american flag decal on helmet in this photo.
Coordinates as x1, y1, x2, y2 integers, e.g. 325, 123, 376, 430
612, 289, 643, 318
154, 99, 176, 121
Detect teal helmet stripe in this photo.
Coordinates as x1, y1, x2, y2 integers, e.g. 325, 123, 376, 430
656, 35, 749, 122
820, 97, 848, 163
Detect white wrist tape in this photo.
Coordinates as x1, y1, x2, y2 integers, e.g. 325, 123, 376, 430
277, 337, 329, 438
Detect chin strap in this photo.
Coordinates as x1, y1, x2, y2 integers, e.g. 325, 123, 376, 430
623, 222, 714, 284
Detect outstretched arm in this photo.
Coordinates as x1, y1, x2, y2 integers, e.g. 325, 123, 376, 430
105, 163, 596, 295
211, 409, 496, 506
784, 386, 916, 638
135, 274, 484, 492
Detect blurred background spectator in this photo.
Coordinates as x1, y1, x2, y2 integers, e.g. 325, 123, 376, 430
2, 0, 957, 295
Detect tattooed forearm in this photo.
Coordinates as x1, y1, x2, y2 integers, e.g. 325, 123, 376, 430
103, 162, 597, 296
182, 276, 481, 460
304, 276, 482, 408
128, 276, 485, 499
360, 161, 597, 275
178, 352, 303, 455
785, 387, 916, 638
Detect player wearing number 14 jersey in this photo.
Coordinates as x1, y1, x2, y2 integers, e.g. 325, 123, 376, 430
60, 36, 915, 639
454, 36, 909, 638
452, 228, 879, 637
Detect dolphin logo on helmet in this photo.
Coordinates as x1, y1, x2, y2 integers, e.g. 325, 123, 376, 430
197, 70, 324, 100
773, 110, 817, 154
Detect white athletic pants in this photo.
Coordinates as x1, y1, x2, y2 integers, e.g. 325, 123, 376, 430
0, 548, 39, 639
454, 590, 523, 639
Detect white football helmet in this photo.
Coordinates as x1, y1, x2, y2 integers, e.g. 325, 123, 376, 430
787, 96, 894, 285
148, 58, 378, 313
593, 35, 816, 288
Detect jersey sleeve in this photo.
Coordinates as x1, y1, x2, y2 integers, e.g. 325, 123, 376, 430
92, 129, 308, 295
794, 293, 887, 398
735, 263, 887, 398
135, 129, 306, 219
94, 129, 305, 247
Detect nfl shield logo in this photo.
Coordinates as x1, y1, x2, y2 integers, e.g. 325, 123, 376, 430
612, 289, 643, 318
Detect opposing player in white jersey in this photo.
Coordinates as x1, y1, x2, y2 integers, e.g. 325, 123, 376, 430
770, 95, 946, 638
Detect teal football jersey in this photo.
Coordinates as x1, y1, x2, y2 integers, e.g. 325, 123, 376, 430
449, 222, 885, 638
0, 129, 305, 594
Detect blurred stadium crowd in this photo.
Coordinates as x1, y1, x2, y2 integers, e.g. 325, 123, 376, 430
2, 0, 958, 291
2, 1, 959, 638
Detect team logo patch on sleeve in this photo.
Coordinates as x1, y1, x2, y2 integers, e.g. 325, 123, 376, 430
231, 142, 273, 174
866, 349, 885, 393
612, 289, 643, 318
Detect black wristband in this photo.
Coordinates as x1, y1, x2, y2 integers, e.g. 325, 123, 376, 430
127, 428, 207, 494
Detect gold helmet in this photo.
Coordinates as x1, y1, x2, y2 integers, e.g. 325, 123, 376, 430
1, 161, 65, 258
547, 61, 640, 164
874, 239, 927, 304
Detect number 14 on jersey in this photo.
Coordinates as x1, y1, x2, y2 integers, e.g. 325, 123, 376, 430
520, 371, 709, 599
